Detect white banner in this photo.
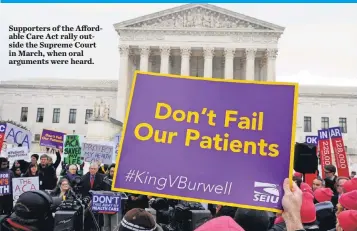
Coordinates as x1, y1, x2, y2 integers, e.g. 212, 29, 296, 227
6, 147, 29, 162
12, 177, 39, 202
82, 142, 113, 165
5, 123, 32, 150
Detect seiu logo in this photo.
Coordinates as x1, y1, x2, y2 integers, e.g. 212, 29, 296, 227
253, 182, 280, 204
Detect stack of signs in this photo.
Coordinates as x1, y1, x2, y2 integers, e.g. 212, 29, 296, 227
91, 192, 121, 213
40, 129, 65, 150
12, 177, 39, 202
82, 142, 113, 165
63, 135, 83, 165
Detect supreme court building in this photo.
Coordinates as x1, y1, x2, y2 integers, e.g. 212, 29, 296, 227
114, 3, 285, 121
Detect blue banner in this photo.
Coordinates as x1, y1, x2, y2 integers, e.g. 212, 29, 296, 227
91, 193, 121, 213
328, 127, 343, 138
305, 136, 318, 145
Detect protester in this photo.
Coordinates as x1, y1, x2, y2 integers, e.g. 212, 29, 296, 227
343, 178, 357, 193
215, 205, 237, 219
312, 178, 324, 191
47, 150, 61, 170
324, 165, 337, 194
336, 210, 357, 231
0, 157, 13, 216
11, 167, 22, 178
314, 188, 336, 231
350, 171, 356, 179
61, 164, 81, 187
38, 154, 57, 190
118, 208, 163, 231
338, 190, 357, 210
23, 163, 40, 177
50, 178, 71, 199
195, 216, 244, 231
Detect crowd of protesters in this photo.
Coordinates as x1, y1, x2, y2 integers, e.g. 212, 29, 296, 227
0, 147, 357, 231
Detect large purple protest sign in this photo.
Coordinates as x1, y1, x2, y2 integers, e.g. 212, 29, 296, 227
91, 193, 121, 213
40, 129, 65, 149
113, 72, 298, 212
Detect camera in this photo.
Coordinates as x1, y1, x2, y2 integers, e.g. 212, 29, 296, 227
147, 199, 211, 231
53, 177, 88, 231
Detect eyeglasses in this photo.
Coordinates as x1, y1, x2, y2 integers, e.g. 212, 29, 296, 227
325, 171, 332, 174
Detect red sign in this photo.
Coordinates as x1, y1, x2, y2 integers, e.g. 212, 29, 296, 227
318, 129, 333, 179
329, 127, 349, 177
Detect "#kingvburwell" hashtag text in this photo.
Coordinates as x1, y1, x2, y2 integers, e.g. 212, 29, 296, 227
125, 170, 232, 195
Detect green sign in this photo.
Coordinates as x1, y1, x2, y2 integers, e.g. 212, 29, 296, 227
63, 135, 83, 164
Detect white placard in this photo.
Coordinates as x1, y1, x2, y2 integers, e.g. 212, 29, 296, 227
6, 147, 29, 162
5, 123, 32, 150
82, 142, 113, 165
12, 177, 39, 202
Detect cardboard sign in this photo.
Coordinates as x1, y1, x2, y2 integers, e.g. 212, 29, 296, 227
12, 177, 39, 202
82, 142, 113, 165
63, 135, 83, 165
112, 71, 298, 213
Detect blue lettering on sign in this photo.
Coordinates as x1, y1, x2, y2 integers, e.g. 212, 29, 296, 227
0, 124, 6, 133
6, 128, 30, 149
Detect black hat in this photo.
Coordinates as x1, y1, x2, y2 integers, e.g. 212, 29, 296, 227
13, 191, 62, 220
119, 208, 157, 231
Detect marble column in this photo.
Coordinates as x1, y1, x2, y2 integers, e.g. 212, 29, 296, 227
116, 45, 130, 122
224, 48, 235, 79
180, 47, 191, 76
203, 47, 214, 78
160, 46, 171, 74
139, 46, 150, 71
259, 58, 267, 81
245, 48, 257, 81
266, 48, 278, 82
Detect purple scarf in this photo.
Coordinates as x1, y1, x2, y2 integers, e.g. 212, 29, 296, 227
66, 172, 77, 181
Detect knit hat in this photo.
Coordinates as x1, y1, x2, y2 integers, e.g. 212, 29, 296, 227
300, 182, 314, 196
194, 216, 245, 231
294, 172, 303, 178
343, 178, 357, 193
314, 188, 333, 203
339, 190, 357, 210
337, 210, 357, 231
119, 208, 157, 231
300, 192, 316, 223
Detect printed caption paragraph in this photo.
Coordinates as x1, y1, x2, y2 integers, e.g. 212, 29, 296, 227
8, 25, 102, 66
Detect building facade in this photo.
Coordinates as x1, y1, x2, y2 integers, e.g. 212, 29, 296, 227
113, 3, 285, 122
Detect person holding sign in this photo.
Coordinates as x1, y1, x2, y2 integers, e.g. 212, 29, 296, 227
0, 157, 14, 215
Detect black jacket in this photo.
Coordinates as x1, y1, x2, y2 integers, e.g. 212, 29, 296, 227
79, 172, 105, 198
38, 165, 57, 190
315, 201, 336, 231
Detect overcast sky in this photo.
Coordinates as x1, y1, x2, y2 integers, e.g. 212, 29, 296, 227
1, 3, 357, 86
